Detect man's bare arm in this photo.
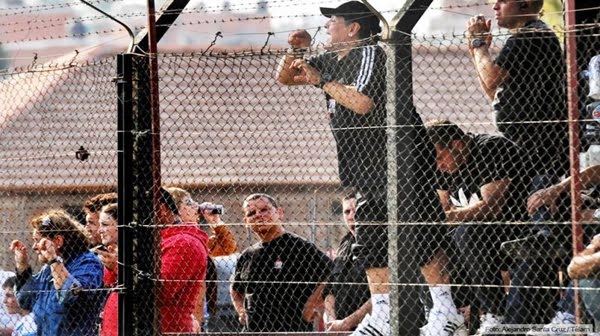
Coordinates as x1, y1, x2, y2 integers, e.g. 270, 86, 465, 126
466, 16, 509, 101
230, 287, 247, 326
330, 299, 372, 331
276, 30, 311, 85
445, 178, 511, 223
302, 282, 327, 322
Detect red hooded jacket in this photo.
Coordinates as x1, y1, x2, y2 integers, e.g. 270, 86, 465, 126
160, 224, 209, 333
100, 265, 118, 336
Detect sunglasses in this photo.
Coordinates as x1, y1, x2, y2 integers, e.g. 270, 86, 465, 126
184, 198, 198, 206
41, 217, 52, 227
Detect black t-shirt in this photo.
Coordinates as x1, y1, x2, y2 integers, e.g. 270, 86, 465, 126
437, 134, 530, 224
323, 232, 370, 321
493, 20, 568, 176
309, 44, 387, 194
232, 232, 333, 332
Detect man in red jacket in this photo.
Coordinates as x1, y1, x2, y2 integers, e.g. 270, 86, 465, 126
157, 187, 209, 333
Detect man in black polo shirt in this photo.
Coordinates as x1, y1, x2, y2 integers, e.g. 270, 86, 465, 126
230, 193, 333, 332
466, 0, 568, 207
466, 0, 568, 327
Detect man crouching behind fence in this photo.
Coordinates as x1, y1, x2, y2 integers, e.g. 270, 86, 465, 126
230, 193, 333, 332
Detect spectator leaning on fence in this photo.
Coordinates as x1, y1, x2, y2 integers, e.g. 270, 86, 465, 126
426, 120, 561, 331
467, 0, 568, 210
566, 233, 600, 330
165, 186, 237, 331
82, 193, 118, 247
157, 187, 209, 333
528, 165, 600, 222
2, 276, 36, 336
94, 203, 118, 336
10, 209, 104, 336
322, 193, 371, 332
525, 165, 600, 333
230, 193, 333, 332
524, 233, 600, 336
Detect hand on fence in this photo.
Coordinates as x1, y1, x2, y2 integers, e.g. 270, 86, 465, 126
36, 237, 58, 264
95, 245, 118, 272
288, 30, 311, 49
191, 314, 201, 333
10, 240, 29, 273
238, 310, 248, 327
466, 14, 492, 53
585, 234, 600, 255
290, 59, 320, 86
527, 186, 561, 216
326, 318, 352, 332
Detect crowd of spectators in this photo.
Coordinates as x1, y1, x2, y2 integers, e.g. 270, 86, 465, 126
1, 0, 598, 334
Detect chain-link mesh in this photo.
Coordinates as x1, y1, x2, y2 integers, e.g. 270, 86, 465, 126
1, 3, 600, 336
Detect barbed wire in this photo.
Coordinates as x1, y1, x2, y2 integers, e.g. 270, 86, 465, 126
0, 0, 126, 15
1, 16, 598, 48
1, 13, 598, 47
14, 275, 594, 295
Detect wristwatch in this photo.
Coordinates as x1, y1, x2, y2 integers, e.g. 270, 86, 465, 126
47, 256, 64, 266
471, 38, 486, 49
318, 73, 333, 89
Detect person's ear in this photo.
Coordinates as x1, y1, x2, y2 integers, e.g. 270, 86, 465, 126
451, 139, 466, 150
53, 235, 64, 250
348, 22, 360, 37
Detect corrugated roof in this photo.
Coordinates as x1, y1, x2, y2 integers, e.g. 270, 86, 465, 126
0, 45, 496, 190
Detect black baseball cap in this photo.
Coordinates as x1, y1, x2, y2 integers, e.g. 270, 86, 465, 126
320, 1, 380, 32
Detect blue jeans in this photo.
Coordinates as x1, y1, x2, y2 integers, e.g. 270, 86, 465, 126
557, 282, 577, 316
580, 279, 600, 324
504, 259, 558, 323
452, 224, 506, 314
504, 174, 561, 324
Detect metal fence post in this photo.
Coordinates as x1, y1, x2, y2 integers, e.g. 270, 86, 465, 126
131, 54, 159, 335
375, 0, 435, 334
117, 52, 135, 336
564, 0, 585, 326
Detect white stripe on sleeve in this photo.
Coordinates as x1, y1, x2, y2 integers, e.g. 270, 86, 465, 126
356, 46, 375, 92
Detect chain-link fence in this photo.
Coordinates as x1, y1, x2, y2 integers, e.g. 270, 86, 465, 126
1, 1, 600, 335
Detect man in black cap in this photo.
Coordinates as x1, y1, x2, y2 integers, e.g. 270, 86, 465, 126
276, 2, 468, 336
277, 2, 390, 334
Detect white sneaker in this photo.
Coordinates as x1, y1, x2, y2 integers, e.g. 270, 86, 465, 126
351, 313, 390, 336
475, 313, 504, 335
525, 311, 575, 336
420, 309, 468, 336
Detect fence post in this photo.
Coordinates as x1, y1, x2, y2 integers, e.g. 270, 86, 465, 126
564, 0, 585, 326
371, 0, 436, 334
118, 52, 158, 335
135, 54, 160, 335
117, 52, 135, 336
